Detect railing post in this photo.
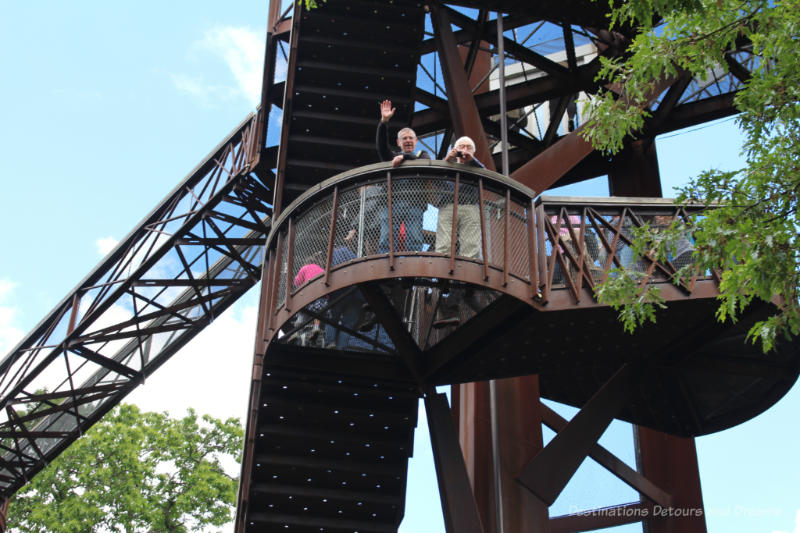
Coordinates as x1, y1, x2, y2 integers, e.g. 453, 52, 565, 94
450, 173, 460, 274
527, 198, 539, 299
387, 171, 395, 270
284, 219, 295, 313
324, 186, 339, 286
503, 189, 510, 287
270, 233, 284, 331
536, 203, 550, 302
478, 179, 489, 281
259, 249, 276, 347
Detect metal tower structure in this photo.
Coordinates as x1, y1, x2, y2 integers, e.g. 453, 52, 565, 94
1, 1, 797, 532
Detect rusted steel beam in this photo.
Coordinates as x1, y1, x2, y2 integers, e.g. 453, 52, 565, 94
0, 498, 8, 532
413, 63, 600, 134
539, 403, 673, 507
422, 295, 528, 380
425, 388, 486, 533
271, 0, 302, 217
724, 53, 751, 83
420, 13, 538, 54
517, 364, 636, 505
608, 138, 663, 197
493, 377, 550, 532
359, 282, 422, 382
651, 74, 692, 127
70, 346, 139, 380
448, 7, 570, 80
431, 6, 496, 171
637, 428, 707, 533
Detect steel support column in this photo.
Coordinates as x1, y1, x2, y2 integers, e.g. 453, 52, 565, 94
636, 428, 707, 532
495, 377, 550, 532
457, 376, 550, 533
457, 381, 497, 531
426, 389, 486, 533
618, 131, 705, 533
608, 138, 663, 197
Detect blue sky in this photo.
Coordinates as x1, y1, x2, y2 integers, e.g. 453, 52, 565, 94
0, 2, 797, 532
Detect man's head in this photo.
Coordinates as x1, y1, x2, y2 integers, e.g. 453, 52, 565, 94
396, 128, 418, 154
453, 136, 476, 158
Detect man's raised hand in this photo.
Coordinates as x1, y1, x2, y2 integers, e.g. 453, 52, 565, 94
379, 99, 396, 123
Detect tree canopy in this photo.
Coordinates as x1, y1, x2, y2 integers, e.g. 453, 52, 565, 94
585, 0, 800, 350
7, 404, 243, 533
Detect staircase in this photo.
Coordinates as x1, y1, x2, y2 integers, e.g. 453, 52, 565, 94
277, 0, 427, 207
245, 364, 419, 532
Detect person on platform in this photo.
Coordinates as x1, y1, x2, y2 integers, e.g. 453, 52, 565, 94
435, 136, 485, 258
375, 99, 430, 253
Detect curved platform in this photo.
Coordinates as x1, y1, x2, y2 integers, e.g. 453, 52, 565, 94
257, 161, 799, 438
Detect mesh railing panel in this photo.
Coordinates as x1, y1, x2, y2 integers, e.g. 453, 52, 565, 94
509, 202, 531, 281
332, 186, 362, 264
433, 180, 481, 258
291, 197, 332, 291
277, 236, 288, 308
481, 187, 506, 268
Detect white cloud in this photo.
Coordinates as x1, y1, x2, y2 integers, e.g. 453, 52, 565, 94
96, 236, 119, 256
201, 26, 264, 105
172, 26, 265, 107
0, 279, 25, 357
171, 73, 238, 107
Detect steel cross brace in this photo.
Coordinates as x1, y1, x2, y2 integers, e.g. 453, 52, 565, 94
517, 363, 637, 506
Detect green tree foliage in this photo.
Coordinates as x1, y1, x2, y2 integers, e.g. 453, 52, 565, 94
7, 404, 243, 533
585, 0, 800, 350
300, 0, 326, 10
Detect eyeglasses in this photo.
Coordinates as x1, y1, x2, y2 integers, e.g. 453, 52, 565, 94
454, 143, 473, 150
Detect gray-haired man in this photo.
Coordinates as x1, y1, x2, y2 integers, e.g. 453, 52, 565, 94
375, 99, 430, 252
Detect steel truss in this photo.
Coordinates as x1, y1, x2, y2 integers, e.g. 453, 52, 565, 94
0, 112, 272, 497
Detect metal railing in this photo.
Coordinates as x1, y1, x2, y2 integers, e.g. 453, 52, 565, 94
262, 161, 713, 330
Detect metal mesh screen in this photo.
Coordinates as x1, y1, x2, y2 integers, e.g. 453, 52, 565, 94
291, 197, 332, 291
276, 235, 288, 308
509, 201, 530, 280
433, 179, 482, 259
383, 177, 429, 254
333, 184, 367, 262
583, 214, 608, 282
481, 187, 506, 267
357, 182, 386, 257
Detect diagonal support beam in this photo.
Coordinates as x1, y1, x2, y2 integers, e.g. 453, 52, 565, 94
517, 363, 636, 505
431, 6, 496, 171
421, 295, 527, 380
539, 403, 673, 507
425, 388, 486, 533
358, 283, 422, 382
